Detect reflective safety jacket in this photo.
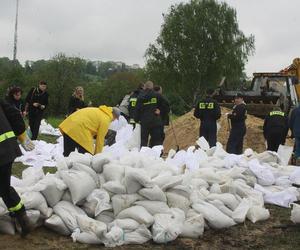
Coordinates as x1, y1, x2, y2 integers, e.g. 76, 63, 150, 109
194, 97, 221, 122
263, 110, 289, 138
59, 105, 113, 155
0, 99, 25, 166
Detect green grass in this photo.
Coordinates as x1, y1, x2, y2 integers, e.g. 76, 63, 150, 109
46, 116, 64, 128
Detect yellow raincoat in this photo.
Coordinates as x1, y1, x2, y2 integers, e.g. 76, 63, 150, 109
59, 105, 113, 155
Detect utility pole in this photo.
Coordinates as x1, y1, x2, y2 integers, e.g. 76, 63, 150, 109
13, 0, 19, 62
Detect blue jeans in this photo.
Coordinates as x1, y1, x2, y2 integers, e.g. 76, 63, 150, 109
296, 137, 300, 158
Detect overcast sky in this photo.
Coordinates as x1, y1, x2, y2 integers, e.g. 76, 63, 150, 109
0, 0, 299, 76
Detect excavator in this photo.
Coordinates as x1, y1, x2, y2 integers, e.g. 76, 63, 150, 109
214, 58, 300, 117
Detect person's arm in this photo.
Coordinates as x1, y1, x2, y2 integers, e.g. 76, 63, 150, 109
40, 92, 49, 110
95, 119, 110, 154
215, 102, 221, 120
228, 105, 246, 122
193, 102, 201, 119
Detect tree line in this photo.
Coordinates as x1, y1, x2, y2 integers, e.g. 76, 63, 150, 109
0, 0, 255, 117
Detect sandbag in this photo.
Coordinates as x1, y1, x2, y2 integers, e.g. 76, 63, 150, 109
53, 201, 87, 232
152, 208, 185, 243
246, 206, 270, 223
21, 191, 50, 217
109, 218, 140, 232
207, 193, 239, 210
152, 174, 183, 191
21, 167, 45, 187
134, 200, 171, 215
166, 192, 191, 214
124, 167, 153, 194
96, 211, 115, 225
60, 170, 97, 204
45, 214, 71, 236
232, 198, 250, 223
103, 226, 124, 247
291, 203, 300, 224
209, 200, 233, 218
123, 224, 152, 245
102, 163, 125, 182
67, 152, 92, 167
92, 152, 113, 173
72, 162, 100, 187
77, 215, 107, 238
249, 159, 275, 186
180, 209, 204, 238
192, 201, 236, 229
71, 229, 102, 244
103, 181, 126, 195
83, 189, 111, 217
138, 186, 167, 202
111, 194, 142, 216
117, 206, 154, 227
0, 215, 15, 235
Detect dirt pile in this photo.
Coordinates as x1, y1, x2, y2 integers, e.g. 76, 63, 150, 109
164, 107, 292, 153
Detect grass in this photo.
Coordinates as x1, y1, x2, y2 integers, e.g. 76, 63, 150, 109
46, 116, 64, 128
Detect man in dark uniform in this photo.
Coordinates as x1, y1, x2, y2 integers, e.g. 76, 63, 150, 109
226, 93, 247, 154
263, 107, 289, 152
128, 83, 145, 126
194, 89, 221, 147
154, 85, 170, 142
135, 81, 168, 147
289, 104, 300, 165
0, 99, 35, 237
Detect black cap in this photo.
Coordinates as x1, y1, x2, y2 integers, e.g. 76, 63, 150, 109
235, 93, 243, 99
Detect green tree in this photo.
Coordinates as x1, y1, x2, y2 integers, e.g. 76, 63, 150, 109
145, 0, 255, 108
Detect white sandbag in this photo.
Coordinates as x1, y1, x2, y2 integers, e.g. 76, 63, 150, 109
166, 192, 191, 214
168, 185, 192, 199
67, 151, 92, 166
180, 209, 204, 238
109, 218, 140, 232
192, 200, 236, 229
124, 167, 153, 194
248, 159, 275, 186
0, 199, 7, 216
153, 175, 183, 191
232, 198, 250, 223
21, 191, 50, 217
92, 152, 113, 173
71, 229, 102, 244
103, 163, 125, 182
246, 206, 270, 223
53, 201, 87, 232
60, 170, 97, 204
134, 200, 171, 215
83, 189, 112, 217
125, 123, 141, 150
96, 211, 115, 225
196, 137, 210, 151
123, 224, 152, 245
117, 206, 154, 227
103, 181, 126, 195
103, 226, 124, 247
206, 193, 239, 210
45, 214, 71, 236
209, 183, 222, 194
138, 186, 167, 202
21, 167, 45, 187
111, 194, 142, 216
291, 203, 300, 224
277, 145, 293, 166
72, 162, 100, 187
0, 215, 15, 235
56, 157, 69, 171
152, 208, 185, 243
209, 200, 233, 218
26, 210, 42, 227
77, 215, 107, 238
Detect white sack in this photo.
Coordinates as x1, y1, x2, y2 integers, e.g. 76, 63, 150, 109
124, 167, 153, 194
77, 214, 107, 238
232, 198, 250, 223
180, 209, 204, 238
166, 192, 191, 214
207, 193, 239, 210
45, 214, 71, 236
21, 191, 50, 217
246, 206, 270, 223
92, 153, 113, 173
117, 206, 154, 227
0, 215, 15, 235
83, 189, 112, 217
72, 162, 100, 187
95, 211, 115, 225
248, 159, 275, 186
123, 224, 152, 245
109, 218, 140, 232
134, 200, 171, 215
112, 194, 142, 216
103, 181, 126, 194
138, 186, 167, 202
291, 203, 300, 224
71, 229, 102, 245
103, 163, 125, 182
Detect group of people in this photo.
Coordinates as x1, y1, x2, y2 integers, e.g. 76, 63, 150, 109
194, 90, 300, 164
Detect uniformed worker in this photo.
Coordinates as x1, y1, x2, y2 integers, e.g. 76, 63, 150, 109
59, 106, 120, 156
128, 83, 145, 126
135, 81, 169, 147
263, 107, 289, 152
226, 93, 247, 154
194, 89, 221, 147
289, 104, 300, 165
0, 99, 35, 237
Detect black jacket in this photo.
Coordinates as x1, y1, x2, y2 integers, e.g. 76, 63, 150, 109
160, 95, 170, 126
228, 103, 247, 128
25, 87, 49, 117
263, 111, 289, 139
128, 89, 143, 122
68, 96, 86, 115
5, 96, 25, 113
194, 97, 221, 123
0, 99, 25, 166
134, 89, 168, 128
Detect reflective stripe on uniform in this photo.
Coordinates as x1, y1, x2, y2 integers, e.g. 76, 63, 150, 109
207, 103, 214, 109
130, 98, 137, 107
8, 201, 23, 212
270, 111, 285, 116
199, 102, 214, 109
0, 131, 15, 143
143, 97, 157, 105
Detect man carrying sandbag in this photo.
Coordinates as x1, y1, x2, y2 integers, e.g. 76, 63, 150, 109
226, 93, 247, 154
194, 88, 221, 147
263, 107, 289, 152
59, 105, 120, 156
0, 99, 35, 237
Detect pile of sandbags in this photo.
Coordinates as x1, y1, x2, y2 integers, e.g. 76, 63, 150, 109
1, 132, 300, 246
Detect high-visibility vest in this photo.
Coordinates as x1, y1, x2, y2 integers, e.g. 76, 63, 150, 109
0, 131, 15, 143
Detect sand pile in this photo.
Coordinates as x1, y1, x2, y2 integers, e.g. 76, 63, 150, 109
164, 107, 292, 153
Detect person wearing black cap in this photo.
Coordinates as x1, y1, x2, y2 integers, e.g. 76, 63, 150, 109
25, 81, 49, 140
263, 107, 289, 152
226, 93, 247, 154
194, 89, 221, 147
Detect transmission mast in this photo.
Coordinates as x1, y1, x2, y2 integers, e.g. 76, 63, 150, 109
13, 0, 19, 62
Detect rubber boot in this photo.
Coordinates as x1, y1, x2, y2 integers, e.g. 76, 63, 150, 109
15, 210, 32, 237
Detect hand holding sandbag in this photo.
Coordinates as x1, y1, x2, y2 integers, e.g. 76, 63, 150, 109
22, 137, 35, 151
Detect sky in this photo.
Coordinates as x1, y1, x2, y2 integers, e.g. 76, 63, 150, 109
0, 0, 299, 76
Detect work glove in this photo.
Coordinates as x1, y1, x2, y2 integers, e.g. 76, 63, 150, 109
18, 132, 35, 151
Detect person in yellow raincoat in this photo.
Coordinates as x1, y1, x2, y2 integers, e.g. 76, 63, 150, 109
59, 105, 120, 156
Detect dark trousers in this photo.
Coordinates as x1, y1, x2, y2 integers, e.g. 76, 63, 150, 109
29, 114, 42, 140
63, 134, 88, 157
266, 131, 286, 152
226, 126, 246, 155
0, 163, 24, 213
141, 125, 163, 147
200, 122, 217, 147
